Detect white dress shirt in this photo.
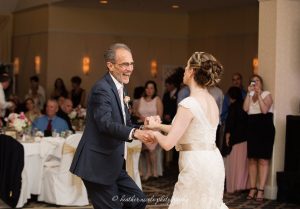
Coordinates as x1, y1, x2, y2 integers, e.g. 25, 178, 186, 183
0, 83, 13, 117
110, 73, 135, 159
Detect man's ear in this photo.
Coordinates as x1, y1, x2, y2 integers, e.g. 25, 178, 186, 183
106, 62, 114, 72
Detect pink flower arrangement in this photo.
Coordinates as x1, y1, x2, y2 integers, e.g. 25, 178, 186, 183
6, 112, 31, 132
68, 105, 86, 120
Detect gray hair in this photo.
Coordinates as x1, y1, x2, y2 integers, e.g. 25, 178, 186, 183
47, 99, 59, 107
104, 43, 131, 63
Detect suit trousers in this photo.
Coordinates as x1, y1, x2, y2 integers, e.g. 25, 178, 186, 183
83, 169, 147, 209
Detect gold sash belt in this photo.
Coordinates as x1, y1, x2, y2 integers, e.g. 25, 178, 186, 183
62, 143, 76, 154
177, 143, 216, 151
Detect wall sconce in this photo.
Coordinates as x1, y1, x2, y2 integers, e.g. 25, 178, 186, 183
13, 57, 20, 75
35, 56, 41, 74
150, 59, 158, 78
252, 57, 259, 74
82, 56, 90, 75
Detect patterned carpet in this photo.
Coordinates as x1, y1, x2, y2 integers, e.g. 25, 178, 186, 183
1, 163, 300, 208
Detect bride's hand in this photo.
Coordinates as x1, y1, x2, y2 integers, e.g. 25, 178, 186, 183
153, 115, 162, 124
144, 116, 161, 130
144, 130, 158, 144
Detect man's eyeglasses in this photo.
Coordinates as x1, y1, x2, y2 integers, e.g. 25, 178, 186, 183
114, 62, 134, 69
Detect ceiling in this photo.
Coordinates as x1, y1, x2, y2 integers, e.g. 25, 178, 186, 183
0, 0, 258, 14
57, 0, 258, 13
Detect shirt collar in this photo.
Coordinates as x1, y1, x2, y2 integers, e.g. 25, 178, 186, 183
47, 115, 57, 120
109, 73, 123, 91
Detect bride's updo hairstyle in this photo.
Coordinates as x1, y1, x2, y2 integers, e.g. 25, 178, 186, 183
188, 52, 223, 87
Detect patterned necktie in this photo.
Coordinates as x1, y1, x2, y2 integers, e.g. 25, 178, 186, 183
46, 119, 52, 131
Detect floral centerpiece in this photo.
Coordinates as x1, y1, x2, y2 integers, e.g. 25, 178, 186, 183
5, 112, 31, 133
68, 105, 86, 120
68, 105, 86, 131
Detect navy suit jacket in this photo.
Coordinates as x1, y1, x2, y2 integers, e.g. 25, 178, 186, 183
70, 73, 133, 185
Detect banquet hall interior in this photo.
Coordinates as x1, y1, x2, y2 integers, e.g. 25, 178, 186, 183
1, 0, 300, 208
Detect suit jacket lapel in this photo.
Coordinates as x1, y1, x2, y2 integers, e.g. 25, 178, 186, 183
104, 73, 124, 121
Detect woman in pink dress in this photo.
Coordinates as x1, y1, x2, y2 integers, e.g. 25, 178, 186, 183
224, 86, 249, 193
133, 80, 163, 180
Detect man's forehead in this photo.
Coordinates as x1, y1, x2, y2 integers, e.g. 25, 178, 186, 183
115, 48, 132, 59
47, 101, 57, 107
66, 102, 72, 106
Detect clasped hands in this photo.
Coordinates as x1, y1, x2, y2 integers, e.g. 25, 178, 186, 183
135, 115, 161, 144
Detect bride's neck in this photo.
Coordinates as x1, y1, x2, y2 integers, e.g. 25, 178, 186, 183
189, 83, 207, 94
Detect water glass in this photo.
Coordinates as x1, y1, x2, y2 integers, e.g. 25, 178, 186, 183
52, 129, 59, 137
60, 131, 66, 138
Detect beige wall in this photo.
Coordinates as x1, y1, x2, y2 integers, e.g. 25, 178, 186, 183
12, 6, 49, 98
12, 4, 258, 100
0, 14, 13, 64
47, 6, 189, 98
13, 5, 189, 99
188, 6, 259, 92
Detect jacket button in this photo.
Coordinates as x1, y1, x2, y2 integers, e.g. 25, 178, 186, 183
121, 154, 124, 157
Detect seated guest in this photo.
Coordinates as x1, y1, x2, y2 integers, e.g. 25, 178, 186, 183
70, 76, 86, 108
50, 78, 69, 100
27, 76, 46, 111
8, 94, 26, 113
32, 99, 69, 135
57, 98, 75, 133
57, 96, 65, 109
4, 99, 18, 117
24, 98, 41, 123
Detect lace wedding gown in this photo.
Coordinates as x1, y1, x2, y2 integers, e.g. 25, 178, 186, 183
169, 97, 228, 209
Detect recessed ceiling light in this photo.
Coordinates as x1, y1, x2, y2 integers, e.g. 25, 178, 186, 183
172, 5, 180, 9
99, 0, 108, 4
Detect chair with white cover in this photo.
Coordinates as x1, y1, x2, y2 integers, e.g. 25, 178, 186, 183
38, 134, 89, 206
126, 140, 142, 189
18, 137, 65, 208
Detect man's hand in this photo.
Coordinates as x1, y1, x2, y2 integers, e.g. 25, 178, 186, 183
133, 129, 156, 144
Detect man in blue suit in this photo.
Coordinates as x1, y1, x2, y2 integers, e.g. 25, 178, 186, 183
70, 43, 151, 209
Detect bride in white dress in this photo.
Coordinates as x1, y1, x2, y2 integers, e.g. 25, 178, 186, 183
146, 52, 228, 209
